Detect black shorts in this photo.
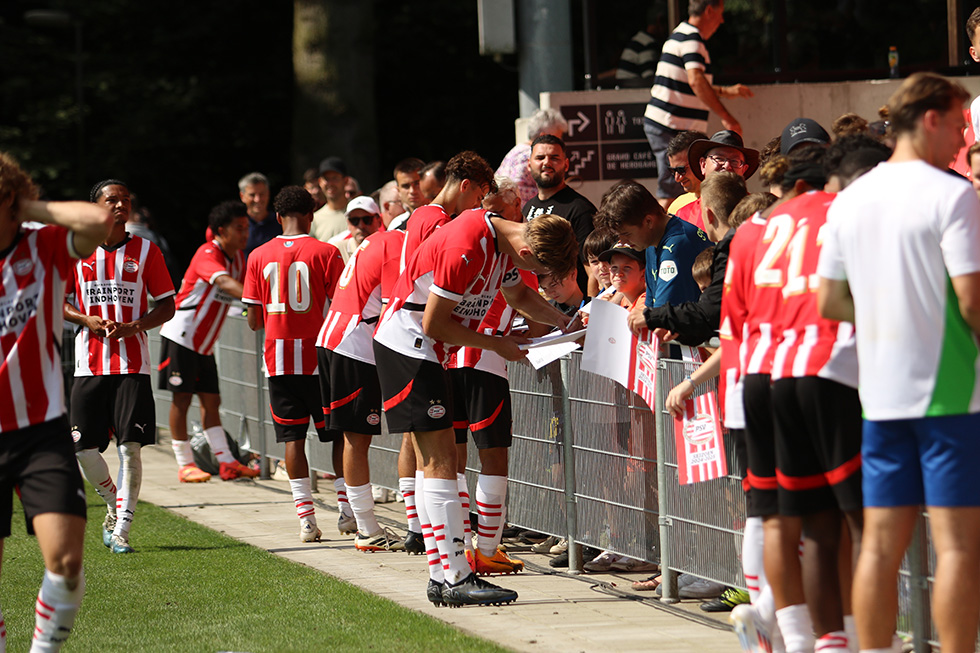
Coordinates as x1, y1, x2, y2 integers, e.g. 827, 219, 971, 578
157, 337, 219, 394
69, 375, 156, 452
450, 368, 513, 449
323, 349, 383, 436
269, 374, 335, 443
771, 377, 863, 516
0, 416, 87, 538
373, 341, 453, 434
730, 427, 762, 518
742, 374, 778, 517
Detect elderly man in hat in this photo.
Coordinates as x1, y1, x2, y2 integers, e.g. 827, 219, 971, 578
675, 130, 760, 233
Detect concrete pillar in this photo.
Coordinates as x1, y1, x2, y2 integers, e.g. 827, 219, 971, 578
517, 0, 574, 117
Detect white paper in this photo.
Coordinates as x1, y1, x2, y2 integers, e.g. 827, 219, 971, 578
581, 299, 633, 387
518, 328, 587, 350
524, 340, 580, 370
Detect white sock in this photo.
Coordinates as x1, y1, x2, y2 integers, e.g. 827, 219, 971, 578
204, 426, 235, 464
414, 472, 443, 582
426, 476, 471, 585
30, 570, 84, 653
334, 477, 352, 517
399, 476, 420, 533
742, 516, 765, 602
815, 630, 850, 652
844, 615, 857, 653
289, 477, 316, 525
346, 482, 380, 535
171, 439, 195, 468
113, 442, 142, 540
475, 474, 507, 556
456, 473, 473, 554
75, 449, 116, 514
776, 604, 815, 653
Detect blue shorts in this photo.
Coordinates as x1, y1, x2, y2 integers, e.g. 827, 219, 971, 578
862, 413, 980, 507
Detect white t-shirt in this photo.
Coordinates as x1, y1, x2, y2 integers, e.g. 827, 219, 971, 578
817, 160, 980, 420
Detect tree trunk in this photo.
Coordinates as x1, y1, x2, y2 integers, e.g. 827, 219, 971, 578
292, 0, 378, 190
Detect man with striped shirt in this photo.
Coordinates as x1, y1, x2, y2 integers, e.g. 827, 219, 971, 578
66, 180, 175, 554
643, 0, 752, 206
158, 201, 258, 482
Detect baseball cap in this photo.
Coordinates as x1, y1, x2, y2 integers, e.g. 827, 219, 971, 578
345, 195, 380, 217
319, 156, 348, 176
598, 242, 646, 265
780, 118, 831, 154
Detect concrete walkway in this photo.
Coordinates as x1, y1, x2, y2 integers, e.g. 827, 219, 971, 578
116, 440, 742, 653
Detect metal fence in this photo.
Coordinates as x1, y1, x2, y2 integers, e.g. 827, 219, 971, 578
141, 314, 939, 651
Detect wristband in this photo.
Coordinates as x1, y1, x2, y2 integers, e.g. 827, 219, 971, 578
683, 375, 696, 389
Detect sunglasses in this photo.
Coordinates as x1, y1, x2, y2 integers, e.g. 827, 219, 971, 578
347, 215, 376, 226
667, 165, 687, 176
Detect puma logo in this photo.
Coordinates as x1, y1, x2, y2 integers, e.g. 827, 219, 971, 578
81, 262, 95, 271
134, 423, 146, 433
460, 254, 471, 265
662, 244, 676, 253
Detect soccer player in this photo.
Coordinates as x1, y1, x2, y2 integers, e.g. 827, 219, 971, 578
242, 186, 346, 542
373, 207, 578, 606
0, 151, 112, 652
395, 151, 496, 553
65, 179, 176, 554
158, 201, 259, 482
319, 225, 407, 551
448, 180, 537, 576
819, 73, 980, 653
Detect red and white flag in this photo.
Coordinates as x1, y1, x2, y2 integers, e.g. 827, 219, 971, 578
630, 328, 658, 410
674, 393, 727, 484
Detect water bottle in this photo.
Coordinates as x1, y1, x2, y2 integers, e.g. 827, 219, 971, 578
888, 46, 899, 78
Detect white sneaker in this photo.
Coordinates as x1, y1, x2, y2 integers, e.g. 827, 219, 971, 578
300, 520, 322, 543
337, 512, 357, 535
583, 550, 621, 572
550, 538, 568, 555
730, 604, 774, 653
531, 535, 559, 554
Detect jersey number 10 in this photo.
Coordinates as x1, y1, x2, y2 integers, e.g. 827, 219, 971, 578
263, 261, 310, 313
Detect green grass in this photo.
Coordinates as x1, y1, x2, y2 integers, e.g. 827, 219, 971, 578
2, 488, 511, 653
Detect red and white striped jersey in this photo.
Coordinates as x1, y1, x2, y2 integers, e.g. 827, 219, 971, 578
375, 210, 521, 366
400, 203, 450, 273
450, 269, 538, 378
71, 235, 175, 376
242, 235, 344, 377
743, 208, 796, 376
768, 191, 858, 386
318, 229, 405, 365
719, 214, 765, 428
0, 226, 77, 433
159, 239, 244, 355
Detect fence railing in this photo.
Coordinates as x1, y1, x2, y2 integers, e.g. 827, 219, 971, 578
140, 313, 935, 651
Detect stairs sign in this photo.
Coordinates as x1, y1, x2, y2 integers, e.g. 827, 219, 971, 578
558, 102, 658, 182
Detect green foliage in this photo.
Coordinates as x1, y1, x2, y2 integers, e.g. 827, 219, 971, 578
0, 488, 511, 653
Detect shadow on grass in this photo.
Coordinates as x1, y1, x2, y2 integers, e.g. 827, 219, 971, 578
150, 543, 250, 552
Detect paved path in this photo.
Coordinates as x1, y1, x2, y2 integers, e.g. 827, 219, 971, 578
116, 440, 742, 653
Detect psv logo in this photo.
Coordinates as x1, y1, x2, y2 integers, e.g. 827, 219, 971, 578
366, 413, 380, 426
427, 404, 446, 419
123, 258, 139, 273
12, 259, 33, 276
